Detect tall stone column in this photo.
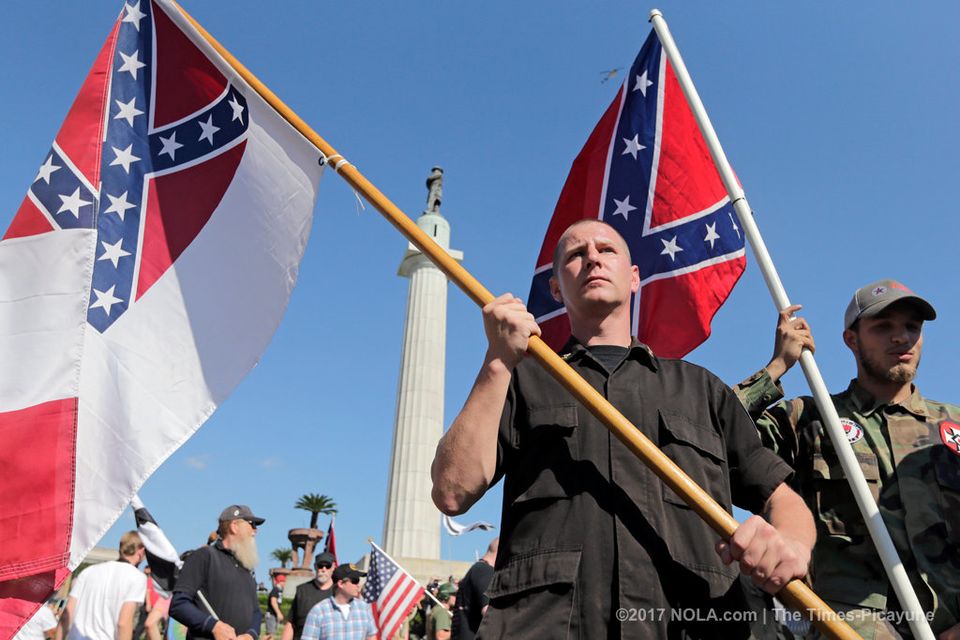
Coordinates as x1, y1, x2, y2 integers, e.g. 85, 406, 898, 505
382, 167, 462, 560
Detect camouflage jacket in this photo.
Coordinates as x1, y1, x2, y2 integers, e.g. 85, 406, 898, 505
735, 370, 960, 639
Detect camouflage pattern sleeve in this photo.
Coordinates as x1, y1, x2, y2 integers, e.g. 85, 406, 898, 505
733, 369, 785, 419
733, 369, 803, 468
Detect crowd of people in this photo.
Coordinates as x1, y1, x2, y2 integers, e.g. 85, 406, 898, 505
18, 504, 497, 640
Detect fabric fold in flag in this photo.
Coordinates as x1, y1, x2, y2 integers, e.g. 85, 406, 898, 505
0, 1, 323, 636
527, 29, 746, 358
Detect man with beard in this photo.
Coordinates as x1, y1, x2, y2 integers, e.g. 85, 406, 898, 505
432, 220, 815, 639
282, 552, 336, 640
735, 280, 960, 639
170, 505, 265, 640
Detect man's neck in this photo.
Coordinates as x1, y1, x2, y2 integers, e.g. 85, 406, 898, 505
316, 577, 333, 590
333, 591, 353, 605
481, 554, 496, 566
856, 374, 913, 406
570, 313, 632, 347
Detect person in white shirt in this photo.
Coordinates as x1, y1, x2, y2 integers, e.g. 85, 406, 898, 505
58, 531, 147, 640
14, 600, 59, 640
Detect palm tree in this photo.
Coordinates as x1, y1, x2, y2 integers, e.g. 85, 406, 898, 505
294, 493, 337, 529
271, 548, 293, 568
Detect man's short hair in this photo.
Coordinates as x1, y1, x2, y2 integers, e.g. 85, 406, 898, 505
119, 531, 143, 557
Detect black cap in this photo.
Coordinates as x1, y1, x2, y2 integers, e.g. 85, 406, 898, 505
315, 552, 335, 567
332, 563, 366, 583
218, 504, 265, 526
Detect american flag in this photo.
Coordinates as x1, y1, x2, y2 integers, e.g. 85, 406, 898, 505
361, 545, 424, 640
527, 28, 746, 358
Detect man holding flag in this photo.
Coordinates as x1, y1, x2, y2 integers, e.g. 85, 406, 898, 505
431, 28, 817, 639
736, 282, 960, 638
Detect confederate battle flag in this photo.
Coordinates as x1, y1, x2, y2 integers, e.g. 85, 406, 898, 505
527, 30, 745, 358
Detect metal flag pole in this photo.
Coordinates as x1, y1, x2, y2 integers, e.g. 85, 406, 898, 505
648, 9, 933, 639
167, 2, 858, 637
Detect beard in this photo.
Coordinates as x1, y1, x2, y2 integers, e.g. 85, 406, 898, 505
232, 534, 259, 571
859, 350, 919, 385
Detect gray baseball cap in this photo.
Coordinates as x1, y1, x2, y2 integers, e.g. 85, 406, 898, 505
218, 504, 265, 526
843, 279, 936, 329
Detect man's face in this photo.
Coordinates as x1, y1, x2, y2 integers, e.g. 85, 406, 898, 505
337, 576, 361, 600
550, 221, 639, 319
315, 561, 333, 582
844, 303, 924, 385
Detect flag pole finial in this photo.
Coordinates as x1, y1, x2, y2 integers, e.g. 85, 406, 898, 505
648, 9, 663, 21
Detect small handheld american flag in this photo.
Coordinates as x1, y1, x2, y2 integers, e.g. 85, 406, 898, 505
361, 543, 425, 640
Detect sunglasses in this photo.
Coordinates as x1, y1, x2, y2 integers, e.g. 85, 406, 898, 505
316, 563, 332, 570
347, 577, 360, 584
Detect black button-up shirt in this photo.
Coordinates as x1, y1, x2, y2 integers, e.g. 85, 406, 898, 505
481, 340, 792, 639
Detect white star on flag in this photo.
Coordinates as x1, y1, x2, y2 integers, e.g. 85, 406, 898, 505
228, 96, 245, 122
110, 144, 141, 173
633, 69, 653, 96
90, 285, 123, 316
35, 155, 61, 184
57, 187, 92, 218
660, 235, 683, 260
98, 239, 132, 268
621, 134, 646, 160
158, 132, 184, 160
122, 2, 147, 31
704, 222, 720, 249
104, 191, 137, 221
114, 97, 144, 127
611, 195, 637, 220
198, 115, 220, 145
117, 50, 146, 79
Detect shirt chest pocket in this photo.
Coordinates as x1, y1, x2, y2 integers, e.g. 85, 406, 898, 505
512, 404, 580, 504
811, 452, 880, 538
658, 409, 729, 510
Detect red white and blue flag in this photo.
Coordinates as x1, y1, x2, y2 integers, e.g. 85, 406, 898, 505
0, 2, 322, 635
527, 30, 745, 358
362, 545, 425, 640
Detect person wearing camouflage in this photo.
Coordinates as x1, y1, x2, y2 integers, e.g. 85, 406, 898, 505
735, 279, 960, 639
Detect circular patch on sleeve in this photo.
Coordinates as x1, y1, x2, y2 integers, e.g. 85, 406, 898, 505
840, 418, 864, 444
939, 421, 960, 456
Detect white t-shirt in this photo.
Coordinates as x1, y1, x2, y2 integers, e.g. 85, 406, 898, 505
13, 604, 58, 640
67, 561, 146, 640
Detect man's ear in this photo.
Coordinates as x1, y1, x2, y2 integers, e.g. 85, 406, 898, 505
630, 264, 640, 294
842, 328, 858, 354
549, 276, 563, 304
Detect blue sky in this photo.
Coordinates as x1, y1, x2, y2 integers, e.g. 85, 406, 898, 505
2, 1, 958, 584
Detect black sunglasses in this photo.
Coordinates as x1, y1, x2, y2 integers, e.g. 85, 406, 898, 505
316, 562, 332, 569
344, 576, 360, 584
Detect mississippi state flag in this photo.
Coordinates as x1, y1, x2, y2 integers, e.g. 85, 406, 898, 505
527, 30, 745, 358
0, 2, 322, 635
